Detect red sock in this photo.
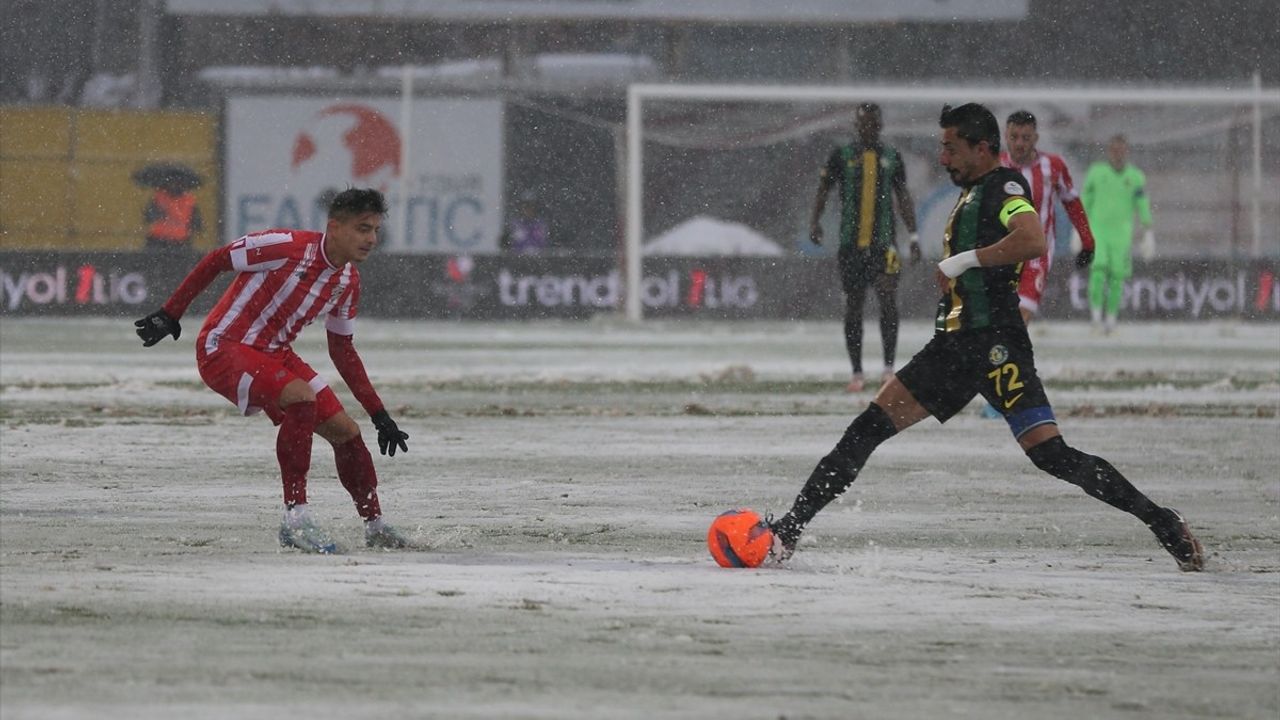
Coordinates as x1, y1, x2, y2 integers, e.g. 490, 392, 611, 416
334, 435, 381, 520
277, 401, 316, 507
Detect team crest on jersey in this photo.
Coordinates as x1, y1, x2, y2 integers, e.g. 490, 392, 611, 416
988, 344, 1009, 365
1003, 181, 1025, 196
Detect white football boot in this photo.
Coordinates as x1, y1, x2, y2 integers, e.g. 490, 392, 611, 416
278, 504, 342, 554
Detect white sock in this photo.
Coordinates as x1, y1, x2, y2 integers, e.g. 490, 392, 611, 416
1105, 313, 1118, 329
364, 516, 386, 533
1090, 306, 1102, 325
284, 503, 311, 528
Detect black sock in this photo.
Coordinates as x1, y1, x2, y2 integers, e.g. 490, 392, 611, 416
774, 403, 897, 543
844, 291, 866, 374
879, 299, 898, 369
1026, 437, 1164, 525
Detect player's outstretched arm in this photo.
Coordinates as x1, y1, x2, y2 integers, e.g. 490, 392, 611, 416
134, 246, 232, 347
808, 158, 837, 244
892, 171, 922, 264
1134, 170, 1153, 228
1064, 199, 1096, 268
327, 330, 408, 457
134, 309, 181, 347
808, 182, 831, 244
371, 410, 409, 457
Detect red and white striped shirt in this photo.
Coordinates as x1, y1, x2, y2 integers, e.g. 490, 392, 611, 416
195, 230, 360, 356
999, 150, 1095, 266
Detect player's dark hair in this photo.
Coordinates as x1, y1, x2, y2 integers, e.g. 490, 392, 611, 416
1006, 109, 1037, 128
940, 103, 1001, 153
857, 102, 881, 118
328, 188, 388, 219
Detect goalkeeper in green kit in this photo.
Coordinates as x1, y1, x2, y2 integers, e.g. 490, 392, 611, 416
1081, 134, 1154, 333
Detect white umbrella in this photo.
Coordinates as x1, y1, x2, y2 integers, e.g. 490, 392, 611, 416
643, 215, 784, 257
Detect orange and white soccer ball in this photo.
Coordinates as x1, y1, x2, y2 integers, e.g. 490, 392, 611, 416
707, 508, 774, 568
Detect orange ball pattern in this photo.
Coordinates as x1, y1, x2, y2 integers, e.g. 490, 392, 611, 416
707, 508, 774, 568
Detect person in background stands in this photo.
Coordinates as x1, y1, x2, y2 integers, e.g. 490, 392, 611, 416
144, 180, 203, 251
501, 192, 550, 255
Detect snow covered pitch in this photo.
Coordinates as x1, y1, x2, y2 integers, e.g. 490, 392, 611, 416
2, 317, 1277, 719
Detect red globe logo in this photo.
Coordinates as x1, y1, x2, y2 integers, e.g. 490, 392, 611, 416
291, 104, 401, 189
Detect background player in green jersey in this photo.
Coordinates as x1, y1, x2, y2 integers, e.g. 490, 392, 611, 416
768, 104, 1203, 573
1082, 134, 1155, 333
809, 103, 921, 392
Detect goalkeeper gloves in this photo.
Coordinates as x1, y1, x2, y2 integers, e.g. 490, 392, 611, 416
1138, 229, 1157, 261
1074, 248, 1094, 268
371, 409, 409, 457
134, 309, 181, 347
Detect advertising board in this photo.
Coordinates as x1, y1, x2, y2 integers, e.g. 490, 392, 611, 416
224, 95, 503, 254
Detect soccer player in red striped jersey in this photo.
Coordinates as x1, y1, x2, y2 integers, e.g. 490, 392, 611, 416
134, 188, 412, 554
1000, 110, 1097, 323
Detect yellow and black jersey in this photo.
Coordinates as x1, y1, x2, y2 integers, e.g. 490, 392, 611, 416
822, 142, 906, 251
936, 167, 1036, 333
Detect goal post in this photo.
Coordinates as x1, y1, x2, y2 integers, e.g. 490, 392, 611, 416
624, 80, 1280, 321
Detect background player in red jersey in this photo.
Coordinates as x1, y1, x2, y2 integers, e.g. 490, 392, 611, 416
134, 188, 413, 554
1000, 110, 1096, 324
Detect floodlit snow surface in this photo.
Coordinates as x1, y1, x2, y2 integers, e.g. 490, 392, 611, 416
2, 317, 1278, 720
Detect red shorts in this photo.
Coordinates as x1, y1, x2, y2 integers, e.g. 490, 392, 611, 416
1017, 253, 1052, 314
197, 345, 344, 426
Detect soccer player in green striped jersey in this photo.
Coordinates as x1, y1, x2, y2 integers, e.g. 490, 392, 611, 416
809, 103, 921, 392
767, 104, 1203, 573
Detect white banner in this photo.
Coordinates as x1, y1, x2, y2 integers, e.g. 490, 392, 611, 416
225, 95, 504, 254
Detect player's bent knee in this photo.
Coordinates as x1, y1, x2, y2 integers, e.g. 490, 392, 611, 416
316, 412, 360, 445
1025, 436, 1084, 480
277, 378, 317, 408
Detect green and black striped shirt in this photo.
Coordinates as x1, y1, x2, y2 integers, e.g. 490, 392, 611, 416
822, 142, 906, 251
936, 167, 1035, 333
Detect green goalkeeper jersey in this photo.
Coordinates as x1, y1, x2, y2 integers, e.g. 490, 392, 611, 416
1081, 161, 1152, 233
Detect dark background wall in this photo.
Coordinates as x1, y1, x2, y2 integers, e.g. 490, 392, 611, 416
3, 0, 1276, 107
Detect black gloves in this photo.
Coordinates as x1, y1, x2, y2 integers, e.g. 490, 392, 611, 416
1074, 248, 1094, 269
371, 409, 409, 457
135, 309, 181, 347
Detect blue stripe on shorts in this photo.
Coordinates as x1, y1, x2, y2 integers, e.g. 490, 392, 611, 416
1006, 405, 1057, 439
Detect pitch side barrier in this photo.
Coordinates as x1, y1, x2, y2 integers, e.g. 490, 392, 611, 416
1, 251, 1277, 322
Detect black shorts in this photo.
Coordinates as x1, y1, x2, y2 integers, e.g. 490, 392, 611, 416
838, 244, 900, 294
895, 325, 1057, 439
